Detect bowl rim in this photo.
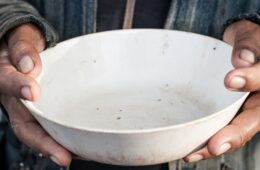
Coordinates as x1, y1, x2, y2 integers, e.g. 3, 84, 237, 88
22, 29, 250, 134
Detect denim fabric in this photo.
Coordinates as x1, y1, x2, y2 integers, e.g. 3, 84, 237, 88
0, 0, 58, 47
27, 0, 260, 40
164, 0, 260, 38
1, 0, 259, 42
0, 0, 260, 170
224, 12, 260, 29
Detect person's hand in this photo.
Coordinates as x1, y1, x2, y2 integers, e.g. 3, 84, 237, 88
184, 20, 260, 162
0, 24, 72, 166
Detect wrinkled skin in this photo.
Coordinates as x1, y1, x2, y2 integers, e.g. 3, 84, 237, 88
0, 21, 259, 166
0, 24, 71, 166
184, 20, 260, 162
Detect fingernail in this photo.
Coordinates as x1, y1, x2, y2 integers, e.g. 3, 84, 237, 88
21, 86, 32, 100
187, 154, 203, 162
229, 76, 246, 89
217, 143, 231, 155
18, 55, 34, 73
50, 156, 61, 165
239, 49, 255, 64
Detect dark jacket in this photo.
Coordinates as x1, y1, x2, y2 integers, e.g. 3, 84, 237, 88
0, 0, 260, 170
1, 0, 260, 43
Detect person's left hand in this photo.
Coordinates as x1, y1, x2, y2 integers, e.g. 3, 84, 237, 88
184, 20, 260, 162
0, 23, 72, 166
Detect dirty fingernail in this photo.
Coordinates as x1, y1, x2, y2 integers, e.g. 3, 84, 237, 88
217, 143, 231, 155
18, 55, 34, 73
187, 154, 203, 162
21, 86, 32, 100
229, 76, 246, 89
239, 49, 255, 64
50, 156, 61, 165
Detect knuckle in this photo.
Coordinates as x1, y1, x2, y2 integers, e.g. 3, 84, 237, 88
2, 96, 18, 114
0, 49, 9, 58
0, 64, 15, 73
0, 57, 11, 65
230, 124, 247, 148
10, 119, 22, 135
245, 73, 260, 91
208, 149, 218, 157
11, 40, 33, 57
0, 95, 9, 107
12, 40, 28, 50
25, 78, 36, 87
235, 41, 258, 57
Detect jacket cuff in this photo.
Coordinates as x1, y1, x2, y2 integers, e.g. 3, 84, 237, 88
222, 13, 260, 38
0, 13, 59, 48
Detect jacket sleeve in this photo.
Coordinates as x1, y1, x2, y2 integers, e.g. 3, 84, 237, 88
222, 12, 260, 37
0, 0, 58, 47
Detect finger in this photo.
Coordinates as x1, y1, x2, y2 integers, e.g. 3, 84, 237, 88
230, 22, 260, 68
184, 100, 260, 162
0, 64, 40, 101
8, 40, 42, 78
232, 49, 256, 68
7, 24, 45, 77
0, 42, 10, 64
206, 107, 260, 157
183, 146, 213, 163
224, 63, 260, 91
1, 95, 72, 166
0, 41, 40, 101
242, 92, 260, 110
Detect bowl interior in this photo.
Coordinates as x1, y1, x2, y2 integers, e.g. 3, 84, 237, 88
32, 30, 245, 131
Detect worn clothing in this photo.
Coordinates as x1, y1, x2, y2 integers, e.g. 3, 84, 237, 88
0, 0, 260, 170
0, 0, 259, 42
0, 0, 58, 47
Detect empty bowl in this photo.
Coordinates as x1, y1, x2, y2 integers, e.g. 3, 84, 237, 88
22, 29, 248, 165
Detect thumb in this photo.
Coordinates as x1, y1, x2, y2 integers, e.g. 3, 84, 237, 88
7, 23, 46, 78
224, 21, 260, 68
231, 40, 259, 68
224, 63, 260, 91
8, 40, 43, 78
223, 21, 260, 91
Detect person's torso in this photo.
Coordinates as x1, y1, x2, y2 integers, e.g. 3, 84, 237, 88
11, 1, 260, 170
27, 0, 260, 41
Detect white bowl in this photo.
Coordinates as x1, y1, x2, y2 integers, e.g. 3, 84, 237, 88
23, 29, 248, 166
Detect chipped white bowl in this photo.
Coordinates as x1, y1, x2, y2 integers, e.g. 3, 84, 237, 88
23, 30, 248, 165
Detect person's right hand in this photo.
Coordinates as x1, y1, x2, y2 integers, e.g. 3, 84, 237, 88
0, 23, 72, 166
184, 20, 260, 163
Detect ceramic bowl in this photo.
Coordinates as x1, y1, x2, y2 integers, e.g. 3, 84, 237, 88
22, 30, 248, 165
